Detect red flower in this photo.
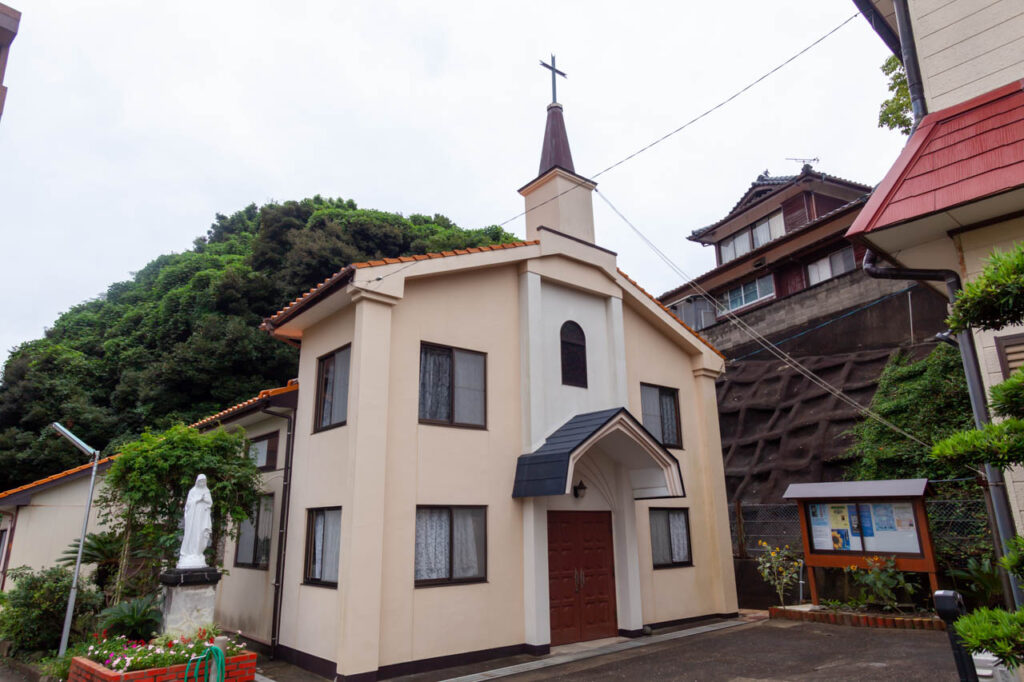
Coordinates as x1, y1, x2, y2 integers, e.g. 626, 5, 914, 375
208, 637, 215, 644
102, 629, 108, 638
167, 641, 174, 650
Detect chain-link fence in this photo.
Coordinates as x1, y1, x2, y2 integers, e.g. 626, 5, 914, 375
729, 499, 993, 561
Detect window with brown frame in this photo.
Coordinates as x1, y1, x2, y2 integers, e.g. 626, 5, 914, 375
418, 343, 486, 428
247, 433, 278, 471
304, 507, 341, 587
641, 383, 682, 448
996, 333, 1024, 379
649, 508, 692, 568
315, 345, 351, 432
560, 321, 587, 387
235, 494, 274, 570
414, 506, 486, 587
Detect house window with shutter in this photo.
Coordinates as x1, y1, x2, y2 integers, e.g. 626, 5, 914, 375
996, 334, 1024, 378
560, 321, 587, 388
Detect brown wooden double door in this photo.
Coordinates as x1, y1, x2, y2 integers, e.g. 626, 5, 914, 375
547, 511, 618, 646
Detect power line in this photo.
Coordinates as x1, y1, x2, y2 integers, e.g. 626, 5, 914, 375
594, 188, 931, 449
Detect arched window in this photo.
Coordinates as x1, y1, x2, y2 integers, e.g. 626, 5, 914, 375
560, 321, 587, 388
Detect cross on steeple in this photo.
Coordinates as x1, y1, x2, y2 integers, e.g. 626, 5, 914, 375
539, 54, 566, 104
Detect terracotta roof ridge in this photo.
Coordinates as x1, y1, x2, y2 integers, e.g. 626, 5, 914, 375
190, 380, 299, 429
616, 267, 724, 360
0, 455, 119, 501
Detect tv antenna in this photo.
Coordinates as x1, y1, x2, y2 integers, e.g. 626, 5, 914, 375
786, 156, 819, 167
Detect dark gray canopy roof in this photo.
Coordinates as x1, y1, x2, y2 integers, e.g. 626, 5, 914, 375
783, 478, 931, 500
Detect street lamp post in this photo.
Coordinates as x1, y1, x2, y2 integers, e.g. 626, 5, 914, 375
50, 422, 101, 657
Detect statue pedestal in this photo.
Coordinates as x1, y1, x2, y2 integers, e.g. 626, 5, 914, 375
159, 568, 221, 636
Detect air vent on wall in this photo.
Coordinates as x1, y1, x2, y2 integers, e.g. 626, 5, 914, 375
753, 257, 766, 268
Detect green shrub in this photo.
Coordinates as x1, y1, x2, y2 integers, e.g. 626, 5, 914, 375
755, 541, 802, 606
932, 419, 1024, 470
99, 595, 162, 641
846, 555, 917, 612
0, 566, 104, 654
956, 608, 1024, 669
947, 244, 1024, 333
990, 368, 1024, 419
949, 556, 1003, 609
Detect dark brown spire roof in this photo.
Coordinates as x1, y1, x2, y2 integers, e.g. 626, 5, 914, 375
538, 103, 575, 175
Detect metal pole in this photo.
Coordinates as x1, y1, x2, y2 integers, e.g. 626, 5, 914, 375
50, 422, 101, 657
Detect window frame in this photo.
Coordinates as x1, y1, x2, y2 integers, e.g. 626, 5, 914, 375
314, 344, 352, 433
996, 333, 1024, 378
303, 506, 342, 588
234, 493, 274, 571
418, 342, 487, 429
560, 321, 588, 388
640, 382, 683, 449
414, 504, 488, 588
807, 246, 856, 287
247, 432, 279, 471
649, 507, 693, 569
720, 274, 774, 312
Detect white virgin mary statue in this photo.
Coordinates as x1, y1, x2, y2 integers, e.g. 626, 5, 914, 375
177, 474, 213, 569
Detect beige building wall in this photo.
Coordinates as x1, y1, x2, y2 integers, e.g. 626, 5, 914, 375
214, 414, 290, 645
910, 0, 1024, 111
1, 475, 108, 587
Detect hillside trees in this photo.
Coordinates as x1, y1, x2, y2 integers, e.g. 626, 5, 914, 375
0, 196, 517, 490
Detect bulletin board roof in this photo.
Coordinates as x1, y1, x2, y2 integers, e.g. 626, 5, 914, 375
783, 478, 931, 500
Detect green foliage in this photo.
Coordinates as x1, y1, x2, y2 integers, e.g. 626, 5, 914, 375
755, 541, 802, 606
998, 535, 1024, 582
841, 344, 975, 480
98, 595, 162, 641
947, 244, 1024, 333
99, 424, 262, 577
990, 368, 1024, 419
846, 555, 917, 612
58, 531, 124, 595
878, 56, 913, 136
0, 196, 518, 491
949, 556, 1003, 608
931, 418, 1024, 470
956, 608, 1024, 669
0, 566, 104, 654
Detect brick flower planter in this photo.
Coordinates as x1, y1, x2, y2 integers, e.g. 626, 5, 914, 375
68, 651, 257, 682
768, 606, 945, 630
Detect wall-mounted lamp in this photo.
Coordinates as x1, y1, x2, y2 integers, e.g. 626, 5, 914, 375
572, 480, 587, 499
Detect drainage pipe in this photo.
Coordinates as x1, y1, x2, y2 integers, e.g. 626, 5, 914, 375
863, 250, 1022, 608
262, 407, 296, 657
892, 0, 928, 124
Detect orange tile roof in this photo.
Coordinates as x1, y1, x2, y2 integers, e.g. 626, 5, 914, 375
617, 268, 725, 360
0, 455, 118, 502
264, 241, 540, 328
190, 380, 299, 429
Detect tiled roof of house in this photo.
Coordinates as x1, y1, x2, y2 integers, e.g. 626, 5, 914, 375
689, 167, 872, 242
849, 80, 1024, 237
263, 241, 540, 329
0, 456, 118, 503
190, 380, 299, 429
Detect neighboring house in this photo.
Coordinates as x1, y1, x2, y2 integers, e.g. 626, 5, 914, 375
658, 167, 948, 502
0, 3, 19, 122
0, 101, 738, 681
849, 1, 1024, 526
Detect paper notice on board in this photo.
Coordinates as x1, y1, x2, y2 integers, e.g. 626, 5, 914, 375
893, 502, 916, 530
859, 505, 875, 537
872, 503, 896, 531
829, 505, 849, 530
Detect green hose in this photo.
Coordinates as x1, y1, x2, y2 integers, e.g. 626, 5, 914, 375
185, 643, 225, 682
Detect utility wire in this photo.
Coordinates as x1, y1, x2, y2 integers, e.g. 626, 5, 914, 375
594, 188, 931, 449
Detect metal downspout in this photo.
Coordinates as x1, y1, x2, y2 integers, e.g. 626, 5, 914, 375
261, 407, 295, 657
863, 250, 1022, 608
892, 0, 928, 125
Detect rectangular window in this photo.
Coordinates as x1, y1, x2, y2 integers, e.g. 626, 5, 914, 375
641, 383, 682, 448
719, 237, 736, 264
419, 344, 486, 428
316, 346, 351, 431
650, 508, 692, 568
830, 247, 856, 278
768, 211, 785, 240
722, 274, 774, 312
248, 433, 278, 470
304, 507, 341, 587
733, 229, 751, 258
235, 494, 274, 570
414, 506, 486, 586
0, 528, 6, 570
751, 219, 771, 248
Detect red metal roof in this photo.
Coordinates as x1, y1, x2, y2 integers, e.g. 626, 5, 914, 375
849, 79, 1024, 237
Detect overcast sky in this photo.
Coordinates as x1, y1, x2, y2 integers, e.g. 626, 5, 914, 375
0, 0, 903, 368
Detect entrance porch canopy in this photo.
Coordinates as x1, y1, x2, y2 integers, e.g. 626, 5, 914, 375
512, 408, 685, 499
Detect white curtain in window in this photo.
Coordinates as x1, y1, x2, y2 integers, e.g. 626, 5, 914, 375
419, 347, 452, 421
452, 508, 485, 579
453, 350, 485, 426
831, 247, 855, 277
659, 391, 679, 446
249, 440, 269, 467
311, 512, 325, 579
256, 495, 274, 567
415, 508, 450, 580
319, 356, 336, 429
807, 257, 829, 286
752, 220, 770, 248
720, 237, 736, 263
649, 510, 671, 566
331, 347, 350, 425
641, 385, 663, 442
669, 511, 690, 563
237, 516, 256, 564
321, 508, 341, 583
769, 211, 785, 240
734, 230, 751, 257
